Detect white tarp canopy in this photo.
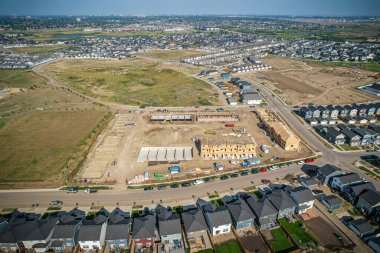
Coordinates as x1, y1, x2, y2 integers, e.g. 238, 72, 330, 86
137, 146, 194, 162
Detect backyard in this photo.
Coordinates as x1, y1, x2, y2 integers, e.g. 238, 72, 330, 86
278, 217, 315, 247
215, 240, 242, 253
267, 228, 294, 253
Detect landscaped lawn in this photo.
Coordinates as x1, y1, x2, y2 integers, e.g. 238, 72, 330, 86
268, 228, 294, 253
339, 144, 361, 151
197, 249, 214, 253
215, 240, 241, 253
278, 218, 314, 247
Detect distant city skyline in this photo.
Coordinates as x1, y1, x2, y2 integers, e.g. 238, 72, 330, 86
1, 0, 380, 16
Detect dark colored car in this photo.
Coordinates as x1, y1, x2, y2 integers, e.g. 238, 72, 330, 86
230, 173, 239, 178
170, 184, 179, 188
220, 175, 229, 180
261, 179, 271, 184
157, 185, 167, 190
240, 171, 249, 176
205, 177, 214, 183
144, 186, 153, 191
251, 169, 259, 174
181, 182, 191, 187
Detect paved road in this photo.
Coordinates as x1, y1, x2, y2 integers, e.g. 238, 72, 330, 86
0, 164, 310, 209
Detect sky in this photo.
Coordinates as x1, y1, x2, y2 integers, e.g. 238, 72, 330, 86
0, 0, 380, 16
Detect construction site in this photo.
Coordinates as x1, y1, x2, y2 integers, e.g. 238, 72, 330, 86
77, 109, 311, 187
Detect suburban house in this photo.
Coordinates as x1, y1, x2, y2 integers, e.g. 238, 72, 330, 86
241, 93, 262, 105
330, 173, 363, 192
353, 128, 372, 146
309, 106, 321, 118
287, 187, 315, 214
131, 213, 157, 250
318, 106, 330, 118
317, 164, 343, 186
357, 105, 368, 116
346, 105, 358, 117
266, 189, 297, 218
202, 204, 232, 236
181, 208, 211, 252
77, 215, 107, 251
226, 199, 255, 230
341, 128, 361, 146
105, 208, 131, 251
50, 214, 82, 252
367, 105, 377, 116
321, 195, 343, 211
157, 208, 184, 253
349, 219, 374, 238
299, 107, 312, 119
356, 190, 380, 216
299, 177, 318, 190
326, 127, 346, 144
327, 105, 339, 119
344, 182, 376, 204
246, 196, 278, 230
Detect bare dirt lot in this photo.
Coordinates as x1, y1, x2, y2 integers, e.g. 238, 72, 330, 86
79, 110, 312, 186
243, 56, 378, 106
305, 217, 346, 249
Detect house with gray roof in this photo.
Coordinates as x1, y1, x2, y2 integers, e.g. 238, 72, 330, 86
50, 215, 82, 252
349, 219, 374, 238
105, 208, 131, 250
157, 208, 184, 253
77, 217, 107, 251
241, 92, 263, 105
331, 173, 363, 192
326, 127, 345, 144
246, 196, 278, 230
356, 190, 380, 216
317, 164, 343, 185
226, 199, 255, 230
344, 181, 376, 204
202, 204, 232, 236
321, 195, 343, 211
267, 189, 297, 218
368, 237, 380, 253
287, 187, 315, 214
132, 213, 156, 250
181, 208, 212, 252
341, 128, 361, 146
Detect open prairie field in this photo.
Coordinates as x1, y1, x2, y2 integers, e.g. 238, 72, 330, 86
9, 44, 69, 54
0, 86, 110, 189
40, 59, 219, 106
0, 69, 47, 89
244, 56, 377, 106
137, 49, 206, 60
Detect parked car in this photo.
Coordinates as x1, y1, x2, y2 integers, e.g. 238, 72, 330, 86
144, 186, 153, 191
170, 183, 179, 188
84, 188, 98, 193
261, 179, 271, 184
251, 169, 259, 174
220, 175, 229, 180
240, 171, 249, 176
50, 200, 63, 206
259, 168, 268, 173
181, 182, 191, 187
230, 173, 239, 178
157, 185, 167, 190
193, 179, 204, 185
297, 160, 305, 165
230, 160, 239, 165
66, 188, 78, 193
304, 158, 315, 163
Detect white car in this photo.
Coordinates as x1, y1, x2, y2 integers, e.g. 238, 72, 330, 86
230, 160, 239, 165
297, 161, 305, 165
193, 179, 204, 185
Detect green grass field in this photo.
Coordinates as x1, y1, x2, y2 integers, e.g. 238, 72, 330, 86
196, 249, 214, 253
0, 69, 47, 89
268, 228, 294, 253
278, 218, 314, 247
42, 59, 219, 106
9, 45, 69, 54
137, 49, 205, 60
215, 240, 241, 253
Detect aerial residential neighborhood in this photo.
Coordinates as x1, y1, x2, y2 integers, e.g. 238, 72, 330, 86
0, 0, 380, 253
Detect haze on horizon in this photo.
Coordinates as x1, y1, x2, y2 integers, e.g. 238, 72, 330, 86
0, 0, 380, 17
